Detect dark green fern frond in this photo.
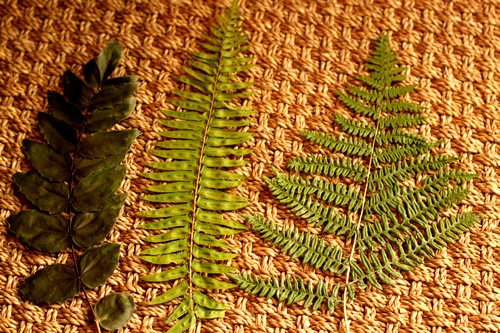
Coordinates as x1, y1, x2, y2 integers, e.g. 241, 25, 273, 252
349, 213, 481, 298
379, 113, 427, 129
232, 34, 480, 316
373, 143, 433, 164
139, 1, 253, 332
288, 155, 367, 181
267, 170, 363, 211
229, 273, 342, 313
380, 100, 423, 113
301, 131, 372, 157
337, 91, 378, 118
362, 178, 472, 249
376, 128, 428, 146
334, 113, 376, 138
264, 174, 357, 235
246, 214, 345, 272
369, 155, 460, 191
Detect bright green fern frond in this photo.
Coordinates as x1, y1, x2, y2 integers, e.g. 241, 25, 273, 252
229, 273, 342, 313
140, 1, 253, 332
234, 34, 479, 318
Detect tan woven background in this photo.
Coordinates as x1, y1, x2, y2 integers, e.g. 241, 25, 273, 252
1, 0, 499, 332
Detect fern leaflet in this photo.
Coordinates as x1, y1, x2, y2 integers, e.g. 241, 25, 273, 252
229, 273, 341, 313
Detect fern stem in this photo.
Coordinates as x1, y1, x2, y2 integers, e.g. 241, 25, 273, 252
342, 116, 381, 332
187, 14, 230, 308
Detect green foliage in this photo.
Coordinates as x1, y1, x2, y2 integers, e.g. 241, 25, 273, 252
229, 273, 341, 313
19, 264, 79, 304
8, 39, 137, 331
231, 35, 480, 313
94, 293, 136, 331
139, 1, 253, 332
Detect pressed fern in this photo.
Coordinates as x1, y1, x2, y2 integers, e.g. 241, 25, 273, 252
230, 35, 481, 321
139, 1, 253, 332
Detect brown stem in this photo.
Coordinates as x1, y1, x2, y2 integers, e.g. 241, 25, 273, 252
71, 244, 102, 333
67, 124, 101, 333
342, 118, 381, 333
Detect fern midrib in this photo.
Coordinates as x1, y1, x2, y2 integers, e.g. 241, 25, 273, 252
187, 22, 231, 308
342, 90, 385, 331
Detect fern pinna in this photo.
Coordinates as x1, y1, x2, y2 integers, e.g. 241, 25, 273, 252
230, 35, 480, 318
139, 1, 253, 332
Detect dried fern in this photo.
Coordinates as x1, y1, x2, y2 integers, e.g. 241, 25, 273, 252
230, 35, 481, 318
139, 1, 253, 332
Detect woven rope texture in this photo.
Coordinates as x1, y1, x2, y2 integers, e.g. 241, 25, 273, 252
0, 0, 499, 332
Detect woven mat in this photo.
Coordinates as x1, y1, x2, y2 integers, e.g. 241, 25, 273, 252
1, 0, 499, 332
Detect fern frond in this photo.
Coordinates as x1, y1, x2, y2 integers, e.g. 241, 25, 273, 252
367, 172, 464, 217
370, 155, 460, 191
337, 91, 378, 118
381, 84, 417, 99
355, 75, 387, 91
140, 1, 253, 332
246, 214, 344, 272
376, 128, 428, 146
288, 155, 367, 181
334, 113, 376, 138
380, 100, 423, 113
379, 114, 426, 129
263, 175, 357, 236
236, 34, 480, 319
398, 186, 470, 227
229, 273, 342, 313
268, 169, 363, 211
373, 144, 432, 164
301, 131, 372, 157
350, 213, 481, 296
346, 85, 384, 105
361, 175, 471, 249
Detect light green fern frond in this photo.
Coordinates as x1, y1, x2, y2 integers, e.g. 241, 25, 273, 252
139, 1, 253, 332
231, 34, 480, 315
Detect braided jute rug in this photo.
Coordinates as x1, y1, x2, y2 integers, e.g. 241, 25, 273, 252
1, 0, 499, 332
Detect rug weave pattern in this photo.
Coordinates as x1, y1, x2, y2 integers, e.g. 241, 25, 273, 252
0, 0, 499, 332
